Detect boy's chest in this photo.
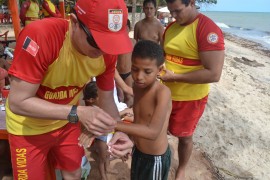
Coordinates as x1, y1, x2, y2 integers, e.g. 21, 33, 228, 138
133, 92, 156, 124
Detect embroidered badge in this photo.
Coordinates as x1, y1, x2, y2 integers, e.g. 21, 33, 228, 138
22, 36, 39, 57
207, 32, 219, 44
108, 9, 123, 32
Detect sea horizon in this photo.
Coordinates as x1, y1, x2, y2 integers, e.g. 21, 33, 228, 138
200, 11, 270, 49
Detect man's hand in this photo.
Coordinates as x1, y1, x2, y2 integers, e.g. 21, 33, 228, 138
108, 132, 133, 159
78, 105, 116, 136
157, 69, 175, 82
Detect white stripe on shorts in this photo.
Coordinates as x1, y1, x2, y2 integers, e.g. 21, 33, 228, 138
153, 156, 162, 180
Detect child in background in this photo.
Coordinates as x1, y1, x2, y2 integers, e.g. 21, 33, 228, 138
115, 40, 172, 180
83, 81, 133, 180
83, 81, 109, 180
0, 67, 8, 91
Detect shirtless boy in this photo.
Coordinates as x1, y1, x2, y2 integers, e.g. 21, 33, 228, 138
134, 0, 164, 44
116, 40, 172, 180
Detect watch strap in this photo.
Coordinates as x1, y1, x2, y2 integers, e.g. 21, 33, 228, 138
70, 105, 77, 114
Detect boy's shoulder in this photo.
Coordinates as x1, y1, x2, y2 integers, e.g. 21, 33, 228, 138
155, 81, 171, 97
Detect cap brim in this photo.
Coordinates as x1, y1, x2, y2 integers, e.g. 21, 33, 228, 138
91, 30, 133, 55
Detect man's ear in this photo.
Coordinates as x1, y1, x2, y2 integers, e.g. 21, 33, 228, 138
70, 13, 79, 27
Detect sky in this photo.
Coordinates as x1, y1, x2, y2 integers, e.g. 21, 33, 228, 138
199, 0, 270, 13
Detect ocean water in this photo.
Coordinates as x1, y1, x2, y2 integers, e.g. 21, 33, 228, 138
200, 11, 270, 49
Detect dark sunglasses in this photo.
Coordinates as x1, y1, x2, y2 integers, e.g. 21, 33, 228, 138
73, 10, 99, 49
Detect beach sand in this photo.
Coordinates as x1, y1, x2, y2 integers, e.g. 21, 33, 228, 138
86, 32, 270, 179
193, 33, 270, 179
1, 25, 269, 179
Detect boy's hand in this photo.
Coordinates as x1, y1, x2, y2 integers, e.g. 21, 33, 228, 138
108, 132, 133, 158
78, 128, 95, 148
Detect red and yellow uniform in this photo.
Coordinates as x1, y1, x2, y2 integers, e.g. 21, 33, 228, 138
163, 13, 224, 101
19, 0, 40, 26
42, 0, 62, 18
163, 13, 224, 136
6, 18, 117, 178
6, 18, 116, 136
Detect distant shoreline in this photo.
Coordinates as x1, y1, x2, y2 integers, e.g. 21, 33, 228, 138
223, 32, 270, 57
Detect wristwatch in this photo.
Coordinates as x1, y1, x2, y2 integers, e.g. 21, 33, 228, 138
67, 105, 79, 123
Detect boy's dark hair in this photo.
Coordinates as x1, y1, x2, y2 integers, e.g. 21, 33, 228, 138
83, 81, 98, 100
132, 40, 164, 66
166, 0, 190, 6
143, 0, 157, 8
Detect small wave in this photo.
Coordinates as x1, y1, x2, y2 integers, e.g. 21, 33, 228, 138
229, 25, 252, 31
216, 22, 230, 29
262, 36, 270, 45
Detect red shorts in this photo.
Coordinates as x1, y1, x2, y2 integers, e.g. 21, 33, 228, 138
9, 123, 84, 180
169, 96, 208, 137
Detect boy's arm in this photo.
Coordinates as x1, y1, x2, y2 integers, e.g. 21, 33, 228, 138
116, 87, 171, 140
114, 69, 133, 96
158, 23, 164, 45
133, 22, 139, 42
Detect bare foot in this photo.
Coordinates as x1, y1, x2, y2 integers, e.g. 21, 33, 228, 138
107, 166, 119, 174
175, 169, 185, 180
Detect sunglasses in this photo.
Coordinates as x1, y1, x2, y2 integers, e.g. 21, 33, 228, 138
73, 10, 99, 49
78, 20, 99, 49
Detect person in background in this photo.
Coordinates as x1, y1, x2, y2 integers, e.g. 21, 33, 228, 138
116, 19, 136, 107
116, 40, 172, 180
19, 0, 41, 26
0, 140, 12, 179
0, 58, 11, 71
0, 58, 10, 86
0, 67, 7, 89
134, 0, 164, 44
159, 0, 225, 179
83, 80, 133, 180
42, 0, 62, 18
83, 81, 110, 180
6, 0, 134, 179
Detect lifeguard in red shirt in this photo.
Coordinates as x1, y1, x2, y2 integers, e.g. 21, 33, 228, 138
20, 0, 40, 26
42, 0, 62, 18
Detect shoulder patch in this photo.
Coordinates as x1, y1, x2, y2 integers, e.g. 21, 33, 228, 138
207, 32, 219, 44
22, 36, 39, 57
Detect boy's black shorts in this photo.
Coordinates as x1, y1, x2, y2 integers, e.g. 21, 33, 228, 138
131, 146, 171, 180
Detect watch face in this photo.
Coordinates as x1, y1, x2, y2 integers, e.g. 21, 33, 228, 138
69, 114, 78, 123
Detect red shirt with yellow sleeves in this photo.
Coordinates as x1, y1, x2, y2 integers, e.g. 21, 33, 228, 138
6, 18, 117, 135
163, 13, 225, 101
